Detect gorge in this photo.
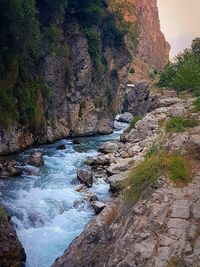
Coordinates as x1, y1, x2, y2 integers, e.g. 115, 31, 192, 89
0, 0, 178, 267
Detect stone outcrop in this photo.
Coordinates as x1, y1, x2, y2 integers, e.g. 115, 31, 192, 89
0, 205, 26, 267
53, 97, 200, 267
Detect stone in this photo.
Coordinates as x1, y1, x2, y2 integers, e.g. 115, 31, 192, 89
0, 160, 22, 177
99, 142, 119, 154
106, 158, 134, 176
170, 200, 190, 219
27, 152, 44, 167
56, 144, 66, 150
108, 172, 128, 193
120, 151, 129, 158
73, 139, 81, 145
117, 113, 133, 123
91, 201, 106, 215
77, 169, 93, 187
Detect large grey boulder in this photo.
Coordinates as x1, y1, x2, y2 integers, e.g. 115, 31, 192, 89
117, 112, 133, 123
108, 172, 129, 193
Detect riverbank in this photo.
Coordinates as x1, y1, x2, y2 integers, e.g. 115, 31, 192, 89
53, 95, 200, 267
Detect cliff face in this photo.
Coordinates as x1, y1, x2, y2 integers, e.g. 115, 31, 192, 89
0, 0, 169, 155
135, 0, 170, 69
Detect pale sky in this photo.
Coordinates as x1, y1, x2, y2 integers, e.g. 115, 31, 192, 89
157, 0, 200, 57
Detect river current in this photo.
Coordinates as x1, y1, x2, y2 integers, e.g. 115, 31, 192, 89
0, 124, 126, 267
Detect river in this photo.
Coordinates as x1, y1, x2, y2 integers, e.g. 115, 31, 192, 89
0, 123, 126, 267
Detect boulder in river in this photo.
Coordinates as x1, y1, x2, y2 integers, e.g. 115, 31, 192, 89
77, 169, 93, 187
0, 205, 26, 267
56, 144, 66, 150
27, 152, 44, 167
117, 112, 133, 123
91, 201, 106, 215
0, 160, 22, 178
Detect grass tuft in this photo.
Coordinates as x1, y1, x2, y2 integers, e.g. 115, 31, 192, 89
124, 152, 192, 204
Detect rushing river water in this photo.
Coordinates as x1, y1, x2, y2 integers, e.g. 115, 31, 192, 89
0, 124, 126, 267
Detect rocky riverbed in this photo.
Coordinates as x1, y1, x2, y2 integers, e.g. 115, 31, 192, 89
53, 95, 200, 267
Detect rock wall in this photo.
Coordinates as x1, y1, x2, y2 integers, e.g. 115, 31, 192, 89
135, 0, 170, 69
0, 206, 26, 267
0, 0, 169, 155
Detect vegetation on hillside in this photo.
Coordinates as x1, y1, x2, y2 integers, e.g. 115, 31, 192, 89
157, 38, 200, 95
0, 0, 135, 129
124, 150, 192, 203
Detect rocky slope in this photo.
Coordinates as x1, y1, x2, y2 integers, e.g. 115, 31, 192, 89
0, 0, 169, 155
52, 96, 200, 267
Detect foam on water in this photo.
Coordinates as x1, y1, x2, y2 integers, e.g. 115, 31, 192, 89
0, 126, 127, 267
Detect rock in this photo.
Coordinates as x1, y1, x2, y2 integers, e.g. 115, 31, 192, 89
120, 151, 130, 158
122, 82, 150, 115
91, 201, 106, 215
73, 139, 81, 145
107, 158, 134, 176
77, 169, 93, 187
56, 144, 66, 150
108, 172, 129, 193
0, 205, 26, 267
0, 160, 22, 177
117, 113, 133, 123
89, 195, 99, 202
27, 152, 44, 167
99, 142, 119, 154
75, 184, 85, 192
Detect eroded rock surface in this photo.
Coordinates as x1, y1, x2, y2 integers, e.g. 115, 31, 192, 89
53, 97, 200, 267
0, 206, 26, 267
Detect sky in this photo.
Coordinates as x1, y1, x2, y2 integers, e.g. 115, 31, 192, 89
157, 0, 200, 58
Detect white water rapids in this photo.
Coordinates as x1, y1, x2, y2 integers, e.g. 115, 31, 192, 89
0, 124, 126, 267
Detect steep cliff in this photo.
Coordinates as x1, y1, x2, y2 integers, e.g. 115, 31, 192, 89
135, 0, 170, 69
0, 0, 169, 155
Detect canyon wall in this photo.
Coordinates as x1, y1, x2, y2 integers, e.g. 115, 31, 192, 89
135, 0, 170, 69
0, 0, 169, 155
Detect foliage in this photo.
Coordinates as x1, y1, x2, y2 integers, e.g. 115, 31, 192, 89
108, 0, 138, 48
43, 25, 69, 57
157, 38, 200, 95
129, 115, 144, 129
124, 152, 191, 203
68, 0, 104, 27
165, 116, 198, 133
104, 87, 113, 104
37, 0, 68, 23
0, 206, 8, 223
193, 97, 200, 112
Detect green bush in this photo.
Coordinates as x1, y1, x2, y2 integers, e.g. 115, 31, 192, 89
129, 115, 144, 129
166, 116, 198, 133
157, 38, 200, 95
124, 152, 191, 203
193, 97, 200, 112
